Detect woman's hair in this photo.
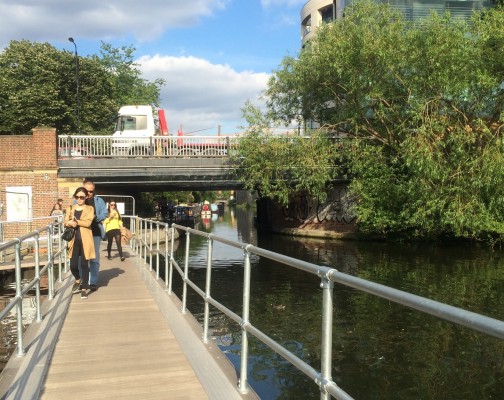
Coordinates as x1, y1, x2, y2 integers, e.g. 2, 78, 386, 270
52, 203, 61, 210
108, 200, 122, 220
73, 187, 89, 197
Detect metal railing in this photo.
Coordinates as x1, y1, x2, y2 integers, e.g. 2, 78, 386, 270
0, 216, 63, 263
0, 220, 67, 357
58, 135, 240, 159
134, 217, 504, 400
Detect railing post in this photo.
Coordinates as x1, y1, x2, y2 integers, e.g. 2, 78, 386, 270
167, 225, 175, 293
156, 223, 160, 279
50, 224, 57, 297
202, 236, 213, 343
55, 220, 62, 282
14, 241, 25, 356
238, 247, 251, 394
164, 225, 168, 288
69, 135, 74, 158
48, 224, 55, 300
130, 217, 136, 252
139, 219, 144, 259
319, 276, 334, 400
34, 234, 42, 322
181, 231, 191, 314
149, 220, 153, 271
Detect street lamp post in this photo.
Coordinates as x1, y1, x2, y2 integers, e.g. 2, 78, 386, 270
68, 37, 80, 134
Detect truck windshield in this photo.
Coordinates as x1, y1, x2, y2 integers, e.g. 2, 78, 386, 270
116, 115, 148, 131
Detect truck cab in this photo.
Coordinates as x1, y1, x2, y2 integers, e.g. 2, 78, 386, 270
112, 105, 156, 155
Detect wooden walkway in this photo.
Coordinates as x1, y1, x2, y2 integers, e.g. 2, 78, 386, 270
0, 244, 256, 400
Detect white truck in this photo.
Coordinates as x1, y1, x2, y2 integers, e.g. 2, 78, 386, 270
111, 105, 159, 155
109, 105, 230, 157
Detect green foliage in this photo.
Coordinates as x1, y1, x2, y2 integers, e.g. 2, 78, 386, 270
233, 101, 338, 205
96, 43, 164, 109
246, 0, 504, 242
0, 41, 69, 134
0, 40, 164, 135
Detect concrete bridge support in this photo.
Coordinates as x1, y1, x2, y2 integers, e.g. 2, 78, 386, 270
235, 190, 257, 207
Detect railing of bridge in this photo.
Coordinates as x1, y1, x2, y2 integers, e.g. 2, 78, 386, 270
0, 219, 66, 357
134, 217, 504, 400
58, 135, 240, 159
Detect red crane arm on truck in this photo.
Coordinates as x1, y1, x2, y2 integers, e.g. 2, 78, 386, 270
158, 109, 169, 135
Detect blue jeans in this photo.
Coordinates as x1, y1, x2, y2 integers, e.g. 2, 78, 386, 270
78, 235, 101, 285
89, 235, 101, 285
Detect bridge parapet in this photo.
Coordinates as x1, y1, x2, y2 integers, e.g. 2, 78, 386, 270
58, 134, 239, 159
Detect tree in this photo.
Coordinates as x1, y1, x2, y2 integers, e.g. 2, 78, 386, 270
96, 43, 165, 109
233, 101, 338, 205
0, 40, 164, 135
245, 0, 504, 242
0, 40, 70, 134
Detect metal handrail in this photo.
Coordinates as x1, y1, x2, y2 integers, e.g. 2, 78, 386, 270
0, 220, 67, 357
133, 217, 504, 400
165, 223, 352, 399
3, 216, 502, 398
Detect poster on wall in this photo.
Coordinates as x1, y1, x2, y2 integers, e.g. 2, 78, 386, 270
6, 186, 32, 221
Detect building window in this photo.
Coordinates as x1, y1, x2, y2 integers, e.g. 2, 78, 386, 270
321, 6, 334, 24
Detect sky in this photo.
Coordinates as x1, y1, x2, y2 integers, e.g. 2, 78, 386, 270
0, 0, 306, 135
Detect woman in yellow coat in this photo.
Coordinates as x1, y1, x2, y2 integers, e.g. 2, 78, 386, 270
64, 187, 95, 299
103, 200, 125, 261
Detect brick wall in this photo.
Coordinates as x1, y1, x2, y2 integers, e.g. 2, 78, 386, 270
0, 128, 60, 239
0, 127, 57, 170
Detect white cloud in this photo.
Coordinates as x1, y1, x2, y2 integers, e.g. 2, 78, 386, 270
0, 0, 229, 47
138, 54, 270, 134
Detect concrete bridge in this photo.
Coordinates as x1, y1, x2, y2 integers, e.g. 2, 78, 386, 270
57, 134, 244, 192
59, 156, 241, 192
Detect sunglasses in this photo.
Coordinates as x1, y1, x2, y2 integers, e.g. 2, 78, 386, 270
110, 204, 116, 207
75, 195, 86, 200
87, 190, 94, 194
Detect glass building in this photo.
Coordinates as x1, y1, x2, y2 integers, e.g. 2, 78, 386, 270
301, 0, 494, 45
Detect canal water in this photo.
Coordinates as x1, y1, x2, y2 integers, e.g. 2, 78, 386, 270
0, 267, 49, 371
170, 207, 504, 400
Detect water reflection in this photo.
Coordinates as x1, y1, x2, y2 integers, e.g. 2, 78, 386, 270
0, 268, 48, 370
171, 207, 504, 400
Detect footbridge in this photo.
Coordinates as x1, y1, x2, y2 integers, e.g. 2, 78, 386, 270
1, 218, 503, 399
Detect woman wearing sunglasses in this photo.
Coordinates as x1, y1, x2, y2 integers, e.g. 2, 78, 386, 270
103, 201, 125, 261
64, 187, 96, 299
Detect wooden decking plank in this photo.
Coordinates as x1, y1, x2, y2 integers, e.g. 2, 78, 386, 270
40, 245, 209, 400
0, 241, 257, 400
